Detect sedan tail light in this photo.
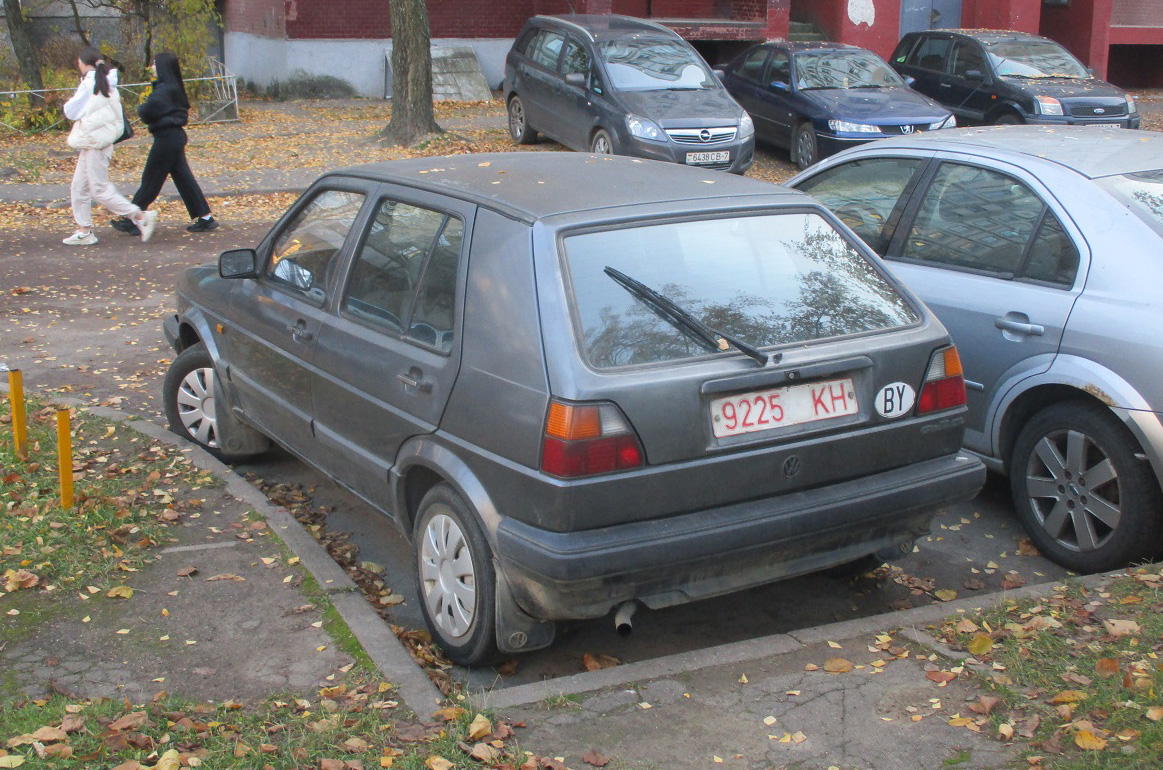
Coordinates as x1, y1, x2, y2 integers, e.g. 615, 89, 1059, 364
917, 346, 967, 415
541, 400, 644, 478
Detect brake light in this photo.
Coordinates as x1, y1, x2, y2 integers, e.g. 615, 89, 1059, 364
917, 346, 967, 414
541, 400, 644, 478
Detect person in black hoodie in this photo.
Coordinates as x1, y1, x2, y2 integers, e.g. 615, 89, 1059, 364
113, 52, 218, 235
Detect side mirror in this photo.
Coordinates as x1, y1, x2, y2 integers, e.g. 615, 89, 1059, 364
564, 72, 586, 88
904, 75, 916, 87
219, 248, 258, 279
769, 80, 791, 93
964, 69, 985, 81
713, 68, 727, 80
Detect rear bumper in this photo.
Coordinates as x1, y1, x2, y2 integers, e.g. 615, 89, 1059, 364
495, 451, 985, 619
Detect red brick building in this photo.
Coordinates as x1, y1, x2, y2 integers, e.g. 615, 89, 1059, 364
220, 0, 1163, 96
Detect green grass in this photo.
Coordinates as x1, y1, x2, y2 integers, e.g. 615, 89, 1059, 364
937, 569, 1163, 769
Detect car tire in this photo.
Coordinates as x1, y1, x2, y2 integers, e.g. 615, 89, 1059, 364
414, 483, 500, 666
507, 96, 537, 144
793, 123, 818, 170
163, 343, 238, 461
993, 113, 1023, 125
590, 128, 614, 155
1009, 401, 1163, 573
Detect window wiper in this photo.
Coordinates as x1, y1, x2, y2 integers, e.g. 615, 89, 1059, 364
851, 84, 887, 89
603, 266, 773, 367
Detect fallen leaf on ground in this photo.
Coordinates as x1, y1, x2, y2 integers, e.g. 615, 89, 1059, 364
467, 714, 491, 741
934, 589, 957, 601
824, 657, 854, 674
582, 750, 610, 767
1074, 730, 1107, 750
967, 634, 994, 656
1103, 619, 1140, 637
582, 652, 620, 671
926, 671, 956, 684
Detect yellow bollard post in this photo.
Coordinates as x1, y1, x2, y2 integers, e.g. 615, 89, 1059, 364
8, 368, 28, 460
56, 408, 74, 510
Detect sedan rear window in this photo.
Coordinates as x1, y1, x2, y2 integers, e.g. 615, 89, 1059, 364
563, 213, 919, 368
1099, 169, 1163, 236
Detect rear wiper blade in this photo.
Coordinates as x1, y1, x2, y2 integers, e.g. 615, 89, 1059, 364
603, 266, 772, 367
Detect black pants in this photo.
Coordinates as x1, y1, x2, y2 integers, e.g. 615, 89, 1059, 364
131, 127, 210, 219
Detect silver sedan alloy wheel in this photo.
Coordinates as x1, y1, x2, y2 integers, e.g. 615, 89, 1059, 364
419, 509, 478, 639
1023, 427, 1121, 554
175, 366, 220, 449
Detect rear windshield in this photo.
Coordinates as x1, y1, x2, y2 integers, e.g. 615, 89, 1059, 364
598, 38, 715, 91
795, 50, 906, 90
563, 212, 919, 369
1097, 170, 1163, 237
984, 40, 1088, 78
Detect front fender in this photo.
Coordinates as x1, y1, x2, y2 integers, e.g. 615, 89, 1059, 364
992, 354, 1163, 489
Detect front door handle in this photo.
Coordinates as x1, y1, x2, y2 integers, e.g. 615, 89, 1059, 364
995, 317, 1045, 336
398, 369, 433, 394
287, 322, 314, 342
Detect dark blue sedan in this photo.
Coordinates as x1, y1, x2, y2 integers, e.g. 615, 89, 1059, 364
719, 41, 956, 169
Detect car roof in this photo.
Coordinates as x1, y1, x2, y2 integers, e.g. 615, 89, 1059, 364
533, 14, 680, 42
842, 126, 1163, 179
913, 28, 1055, 45
336, 152, 802, 222
760, 40, 861, 54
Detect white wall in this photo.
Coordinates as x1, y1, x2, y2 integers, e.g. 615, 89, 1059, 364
224, 32, 513, 98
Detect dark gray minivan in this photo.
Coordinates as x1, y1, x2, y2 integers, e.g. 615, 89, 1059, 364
163, 153, 983, 665
504, 14, 755, 173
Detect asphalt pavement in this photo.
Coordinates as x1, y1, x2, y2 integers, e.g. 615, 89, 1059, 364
0, 99, 1113, 769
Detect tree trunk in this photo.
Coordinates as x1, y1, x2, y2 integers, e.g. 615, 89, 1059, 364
3, 0, 45, 107
378, 0, 441, 146
65, 0, 91, 46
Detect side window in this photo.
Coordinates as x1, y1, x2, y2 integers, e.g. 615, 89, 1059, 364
949, 41, 986, 78
908, 36, 951, 71
1021, 212, 1079, 287
736, 47, 769, 82
562, 39, 590, 78
343, 199, 463, 351
768, 52, 791, 87
267, 189, 365, 293
530, 30, 566, 70
903, 163, 1045, 274
796, 157, 924, 252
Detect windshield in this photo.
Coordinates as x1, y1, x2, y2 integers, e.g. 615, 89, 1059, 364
985, 40, 1089, 78
1098, 170, 1163, 237
598, 38, 715, 90
794, 50, 906, 90
563, 212, 919, 368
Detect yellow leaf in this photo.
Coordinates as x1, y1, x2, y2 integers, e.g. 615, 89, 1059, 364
1074, 730, 1108, 751
425, 757, 454, 770
967, 634, 994, 656
107, 586, 134, 599
0, 757, 26, 768
824, 658, 854, 674
954, 618, 979, 633
467, 714, 492, 741
934, 589, 958, 602
948, 717, 974, 727
791, 731, 807, 744
1146, 707, 1163, 722
827, 641, 842, 649
998, 723, 1014, 740
1050, 690, 1086, 703
470, 743, 500, 763
1103, 619, 1141, 637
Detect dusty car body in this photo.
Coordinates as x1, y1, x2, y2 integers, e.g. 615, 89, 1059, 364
163, 152, 983, 664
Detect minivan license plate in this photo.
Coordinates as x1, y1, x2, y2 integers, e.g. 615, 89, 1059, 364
686, 150, 730, 165
710, 378, 858, 438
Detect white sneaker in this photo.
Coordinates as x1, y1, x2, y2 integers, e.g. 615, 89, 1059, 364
138, 210, 159, 243
63, 231, 98, 245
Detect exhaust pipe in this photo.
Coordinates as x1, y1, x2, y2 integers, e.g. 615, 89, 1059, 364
614, 601, 638, 636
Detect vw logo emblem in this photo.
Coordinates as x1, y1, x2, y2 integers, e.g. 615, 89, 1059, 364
699, 128, 712, 142
900, 125, 915, 134
782, 455, 801, 478
1094, 107, 1105, 114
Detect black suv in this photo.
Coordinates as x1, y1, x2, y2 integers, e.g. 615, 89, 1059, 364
504, 14, 754, 173
890, 29, 1138, 128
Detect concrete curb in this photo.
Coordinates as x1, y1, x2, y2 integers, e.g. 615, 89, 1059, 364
475, 569, 1116, 710
77, 404, 447, 719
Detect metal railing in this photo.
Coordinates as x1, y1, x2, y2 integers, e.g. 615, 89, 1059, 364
0, 57, 239, 136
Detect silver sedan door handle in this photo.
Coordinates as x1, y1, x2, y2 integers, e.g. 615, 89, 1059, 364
397, 371, 433, 394
994, 317, 1045, 336
287, 323, 314, 342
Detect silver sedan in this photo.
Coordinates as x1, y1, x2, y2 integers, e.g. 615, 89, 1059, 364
789, 125, 1163, 573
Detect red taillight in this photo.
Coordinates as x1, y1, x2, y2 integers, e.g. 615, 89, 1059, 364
541, 400, 644, 478
917, 346, 967, 414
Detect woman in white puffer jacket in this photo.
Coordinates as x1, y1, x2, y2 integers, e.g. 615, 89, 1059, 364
62, 47, 158, 245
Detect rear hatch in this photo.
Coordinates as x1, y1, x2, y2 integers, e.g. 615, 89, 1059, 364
534, 205, 967, 528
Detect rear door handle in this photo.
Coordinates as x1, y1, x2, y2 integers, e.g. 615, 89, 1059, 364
397, 370, 433, 394
994, 317, 1045, 336
287, 322, 314, 342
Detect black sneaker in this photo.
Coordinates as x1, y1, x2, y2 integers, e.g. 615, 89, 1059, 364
187, 217, 219, 233
111, 216, 141, 236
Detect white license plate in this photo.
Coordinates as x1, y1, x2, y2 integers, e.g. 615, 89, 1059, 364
1083, 122, 1121, 128
686, 150, 730, 165
710, 377, 858, 439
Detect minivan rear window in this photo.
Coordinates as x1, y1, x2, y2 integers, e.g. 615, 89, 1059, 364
563, 212, 919, 368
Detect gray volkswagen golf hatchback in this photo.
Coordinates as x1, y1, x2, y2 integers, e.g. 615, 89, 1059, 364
163, 152, 983, 664
504, 14, 755, 173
